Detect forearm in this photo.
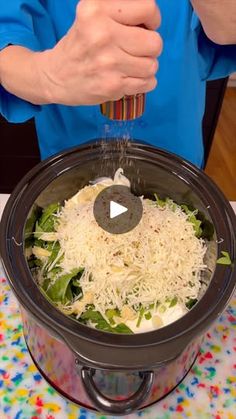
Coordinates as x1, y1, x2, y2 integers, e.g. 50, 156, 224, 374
191, 0, 236, 45
0, 45, 50, 105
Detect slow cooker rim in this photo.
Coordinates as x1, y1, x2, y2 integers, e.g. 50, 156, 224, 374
0, 140, 236, 350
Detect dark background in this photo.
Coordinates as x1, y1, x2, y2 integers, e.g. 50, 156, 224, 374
0, 78, 228, 193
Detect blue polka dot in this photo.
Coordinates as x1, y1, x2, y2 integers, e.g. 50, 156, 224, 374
4, 405, 11, 413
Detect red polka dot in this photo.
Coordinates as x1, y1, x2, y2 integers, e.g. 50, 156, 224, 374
210, 385, 220, 397
176, 405, 184, 412
35, 396, 44, 407
205, 352, 213, 359
36, 408, 42, 414
228, 315, 236, 323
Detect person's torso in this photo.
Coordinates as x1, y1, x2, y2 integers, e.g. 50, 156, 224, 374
34, 0, 206, 166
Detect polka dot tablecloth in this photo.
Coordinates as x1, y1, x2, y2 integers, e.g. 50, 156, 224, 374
0, 266, 236, 419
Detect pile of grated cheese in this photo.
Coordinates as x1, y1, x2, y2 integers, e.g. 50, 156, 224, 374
55, 169, 207, 323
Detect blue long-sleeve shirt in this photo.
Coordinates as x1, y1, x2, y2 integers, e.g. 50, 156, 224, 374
0, 0, 236, 166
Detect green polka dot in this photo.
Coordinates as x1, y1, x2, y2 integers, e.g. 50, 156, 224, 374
223, 399, 233, 407
47, 386, 56, 395
192, 365, 202, 376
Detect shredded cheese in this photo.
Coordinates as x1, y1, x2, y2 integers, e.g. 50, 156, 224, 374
55, 169, 207, 321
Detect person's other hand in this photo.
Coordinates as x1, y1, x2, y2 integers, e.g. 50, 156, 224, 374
38, 0, 162, 105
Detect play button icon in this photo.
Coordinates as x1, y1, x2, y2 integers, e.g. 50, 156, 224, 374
110, 201, 128, 219
93, 185, 143, 234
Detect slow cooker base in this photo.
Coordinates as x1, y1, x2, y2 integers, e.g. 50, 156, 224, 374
26, 342, 200, 415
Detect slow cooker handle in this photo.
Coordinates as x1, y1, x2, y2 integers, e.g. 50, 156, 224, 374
81, 367, 154, 416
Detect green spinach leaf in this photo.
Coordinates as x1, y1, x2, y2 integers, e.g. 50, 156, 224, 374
181, 204, 202, 237
70, 277, 83, 299
25, 205, 42, 247
106, 309, 120, 325
136, 307, 145, 327
216, 251, 232, 266
46, 242, 62, 266
37, 203, 61, 233
185, 298, 198, 310
28, 257, 42, 269
46, 268, 83, 303
144, 312, 152, 320
42, 276, 51, 292
113, 323, 133, 334
80, 309, 133, 334
154, 194, 166, 208
169, 296, 178, 307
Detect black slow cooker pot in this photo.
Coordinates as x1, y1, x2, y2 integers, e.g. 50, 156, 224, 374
1, 141, 236, 416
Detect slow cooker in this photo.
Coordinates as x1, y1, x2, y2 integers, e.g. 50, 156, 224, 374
0, 140, 235, 416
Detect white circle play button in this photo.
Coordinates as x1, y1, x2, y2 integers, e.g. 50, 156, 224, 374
110, 201, 128, 219
93, 185, 143, 234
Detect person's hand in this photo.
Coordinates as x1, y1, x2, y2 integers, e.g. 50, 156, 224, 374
38, 0, 163, 106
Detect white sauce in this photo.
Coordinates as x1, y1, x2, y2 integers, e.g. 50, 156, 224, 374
126, 304, 187, 333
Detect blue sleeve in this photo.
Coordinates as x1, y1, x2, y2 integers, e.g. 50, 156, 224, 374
191, 12, 236, 81
0, 1, 47, 123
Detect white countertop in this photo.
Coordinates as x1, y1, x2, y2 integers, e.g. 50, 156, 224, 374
0, 194, 10, 219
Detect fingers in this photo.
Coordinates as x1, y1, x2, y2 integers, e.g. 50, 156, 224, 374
123, 76, 158, 96
114, 23, 163, 58
106, 0, 161, 31
99, 75, 157, 102
116, 51, 159, 78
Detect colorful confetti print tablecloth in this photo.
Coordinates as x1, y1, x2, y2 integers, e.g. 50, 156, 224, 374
0, 197, 236, 419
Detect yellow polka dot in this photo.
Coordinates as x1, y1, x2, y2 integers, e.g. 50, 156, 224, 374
67, 404, 80, 418
15, 351, 24, 360
231, 387, 236, 397
44, 402, 61, 412
211, 345, 221, 353
16, 388, 28, 397
12, 332, 22, 340
28, 364, 37, 373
